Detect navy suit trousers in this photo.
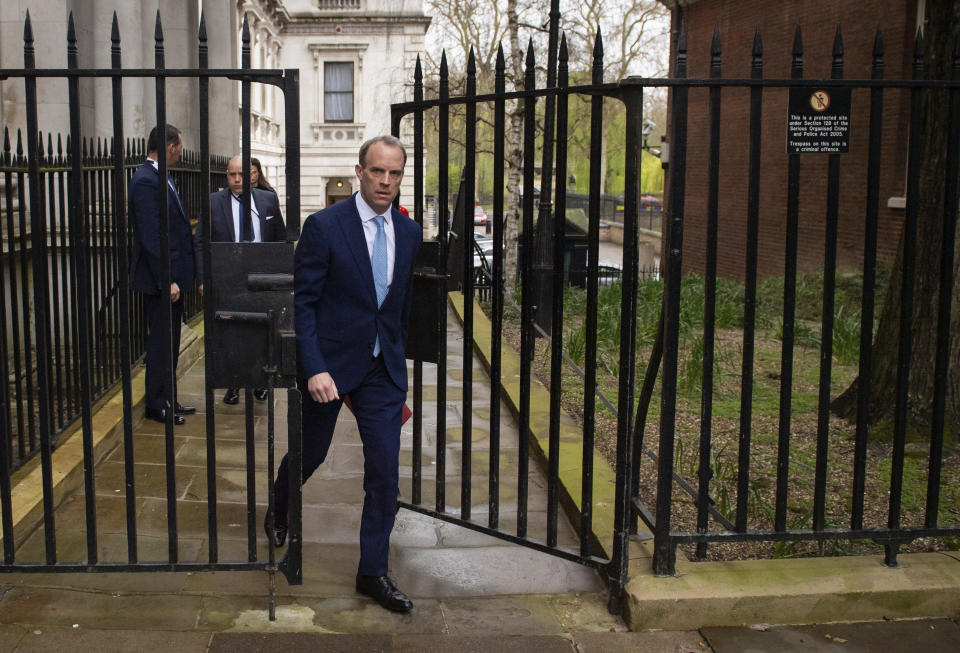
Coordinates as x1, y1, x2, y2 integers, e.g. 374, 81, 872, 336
144, 294, 184, 411
275, 354, 405, 576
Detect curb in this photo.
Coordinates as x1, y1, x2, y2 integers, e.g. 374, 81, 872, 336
448, 293, 960, 630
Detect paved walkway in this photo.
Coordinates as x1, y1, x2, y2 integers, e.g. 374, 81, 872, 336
2, 314, 959, 651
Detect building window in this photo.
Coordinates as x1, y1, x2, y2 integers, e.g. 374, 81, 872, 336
324, 62, 354, 122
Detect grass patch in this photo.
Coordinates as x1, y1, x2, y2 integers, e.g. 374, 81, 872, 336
488, 266, 959, 561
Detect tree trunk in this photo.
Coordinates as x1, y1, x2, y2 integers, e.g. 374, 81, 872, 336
504, 0, 524, 287
832, 0, 960, 431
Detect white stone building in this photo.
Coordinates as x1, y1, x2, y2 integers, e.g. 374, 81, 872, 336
243, 0, 429, 217
0, 0, 430, 220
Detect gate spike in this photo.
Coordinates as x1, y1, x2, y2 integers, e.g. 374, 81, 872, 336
199, 11, 208, 45
414, 53, 422, 83
831, 25, 844, 80
496, 42, 504, 74
111, 11, 120, 47
23, 10, 33, 46
38, 132, 45, 164
832, 25, 844, 59
467, 46, 476, 75
914, 27, 925, 66
3, 128, 10, 167
155, 10, 164, 43
82, 136, 88, 158
242, 13, 250, 69
526, 37, 535, 71
67, 11, 77, 48
873, 27, 884, 59
440, 50, 448, 79
752, 25, 763, 77
97, 137, 102, 159
752, 26, 763, 58
57, 134, 63, 164
711, 25, 721, 57
16, 129, 24, 158
678, 20, 688, 55
559, 33, 568, 64
592, 28, 603, 84
66, 133, 72, 159
792, 25, 803, 58
47, 133, 53, 162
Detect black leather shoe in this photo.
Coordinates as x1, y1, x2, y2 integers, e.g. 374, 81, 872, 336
253, 388, 269, 402
223, 388, 240, 405
355, 574, 413, 613
145, 407, 185, 426
175, 403, 196, 415
263, 514, 287, 548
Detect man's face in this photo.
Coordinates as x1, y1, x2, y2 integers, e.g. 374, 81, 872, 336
356, 142, 405, 215
226, 157, 245, 195
166, 135, 183, 168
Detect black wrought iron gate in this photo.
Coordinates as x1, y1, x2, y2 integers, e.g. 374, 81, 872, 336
391, 31, 645, 613
0, 10, 302, 617
394, 17, 960, 615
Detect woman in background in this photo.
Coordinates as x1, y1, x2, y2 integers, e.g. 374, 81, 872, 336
250, 157, 276, 195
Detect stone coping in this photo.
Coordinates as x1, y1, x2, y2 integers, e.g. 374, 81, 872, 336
448, 292, 960, 630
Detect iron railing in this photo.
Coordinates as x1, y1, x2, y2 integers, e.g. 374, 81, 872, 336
0, 10, 303, 616
393, 18, 960, 612
633, 25, 960, 575
0, 132, 227, 472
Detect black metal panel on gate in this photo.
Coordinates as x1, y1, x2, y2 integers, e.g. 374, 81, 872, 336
406, 240, 443, 365
207, 242, 296, 388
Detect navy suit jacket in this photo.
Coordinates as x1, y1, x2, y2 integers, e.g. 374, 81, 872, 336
194, 187, 286, 284
295, 193, 422, 393
128, 161, 196, 294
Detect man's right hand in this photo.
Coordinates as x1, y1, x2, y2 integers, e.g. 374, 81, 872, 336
307, 372, 339, 403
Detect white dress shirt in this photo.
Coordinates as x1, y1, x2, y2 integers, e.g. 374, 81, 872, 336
355, 192, 395, 288
146, 157, 183, 210
231, 193, 262, 243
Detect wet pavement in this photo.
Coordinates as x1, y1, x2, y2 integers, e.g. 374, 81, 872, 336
2, 313, 958, 651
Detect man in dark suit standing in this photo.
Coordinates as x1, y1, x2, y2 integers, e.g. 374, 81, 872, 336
268, 135, 421, 613
194, 154, 286, 404
129, 123, 196, 425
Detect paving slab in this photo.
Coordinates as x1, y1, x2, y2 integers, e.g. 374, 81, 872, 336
701, 618, 960, 653
9, 627, 211, 653
0, 624, 28, 652
395, 545, 601, 598
0, 587, 203, 631
437, 594, 573, 636
572, 631, 709, 653
208, 632, 392, 653
392, 634, 577, 652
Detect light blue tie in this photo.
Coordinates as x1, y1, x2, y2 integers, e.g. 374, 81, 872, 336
372, 215, 388, 356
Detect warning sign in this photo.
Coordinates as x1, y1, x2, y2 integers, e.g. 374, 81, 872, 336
787, 87, 851, 154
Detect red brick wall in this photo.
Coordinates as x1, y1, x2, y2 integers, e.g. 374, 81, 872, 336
665, 0, 916, 280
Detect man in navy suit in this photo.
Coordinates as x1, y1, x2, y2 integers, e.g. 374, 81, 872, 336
129, 123, 196, 425
194, 154, 286, 404
268, 135, 422, 613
